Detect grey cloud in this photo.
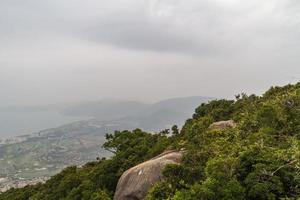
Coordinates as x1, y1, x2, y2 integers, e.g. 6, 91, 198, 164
84, 18, 201, 53
1, 0, 300, 55
78, 0, 300, 56
0, 0, 300, 106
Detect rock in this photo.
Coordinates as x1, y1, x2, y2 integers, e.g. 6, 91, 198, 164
113, 150, 184, 200
209, 120, 237, 129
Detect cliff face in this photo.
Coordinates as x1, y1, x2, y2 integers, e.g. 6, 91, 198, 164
113, 150, 184, 200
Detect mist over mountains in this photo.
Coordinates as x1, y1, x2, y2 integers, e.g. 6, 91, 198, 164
61, 96, 212, 129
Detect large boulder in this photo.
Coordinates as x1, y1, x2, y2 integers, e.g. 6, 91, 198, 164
113, 150, 184, 200
209, 120, 237, 130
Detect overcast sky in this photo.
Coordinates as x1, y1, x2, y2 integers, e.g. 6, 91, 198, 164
1, 0, 300, 106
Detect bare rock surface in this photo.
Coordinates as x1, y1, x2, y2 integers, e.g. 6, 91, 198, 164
209, 120, 237, 130
113, 150, 184, 200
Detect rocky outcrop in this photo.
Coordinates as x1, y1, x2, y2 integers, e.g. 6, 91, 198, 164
113, 150, 184, 200
209, 120, 237, 129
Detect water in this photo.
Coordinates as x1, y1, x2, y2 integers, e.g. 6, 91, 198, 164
0, 109, 86, 139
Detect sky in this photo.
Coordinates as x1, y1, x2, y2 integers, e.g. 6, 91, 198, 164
1, 0, 300, 106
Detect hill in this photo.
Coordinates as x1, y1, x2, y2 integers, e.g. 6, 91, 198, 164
0, 83, 299, 199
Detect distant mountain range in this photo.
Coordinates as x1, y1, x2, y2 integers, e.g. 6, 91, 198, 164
61, 96, 212, 129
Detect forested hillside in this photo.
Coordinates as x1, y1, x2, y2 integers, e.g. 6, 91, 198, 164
1, 83, 299, 200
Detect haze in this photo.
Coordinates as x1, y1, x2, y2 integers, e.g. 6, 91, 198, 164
1, 0, 300, 106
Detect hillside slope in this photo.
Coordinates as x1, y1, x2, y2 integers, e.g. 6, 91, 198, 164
0, 83, 299, 200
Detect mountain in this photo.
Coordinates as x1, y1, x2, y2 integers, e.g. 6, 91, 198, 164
135, 96, 212, 129
1, 83, 299, 199
61, 96, 212, 129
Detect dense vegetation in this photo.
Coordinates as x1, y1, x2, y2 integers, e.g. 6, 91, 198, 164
1, 83, 299, 200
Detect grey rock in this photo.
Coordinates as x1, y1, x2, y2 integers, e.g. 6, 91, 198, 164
209, 120, 237, 129
114, 150, 184, 200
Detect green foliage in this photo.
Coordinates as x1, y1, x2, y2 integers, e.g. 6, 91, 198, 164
193, 99, 235, 121
1, 82, 300, 200
90, 190, 111, 200
150, 82, 300, 200
145, 182, 174, 200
